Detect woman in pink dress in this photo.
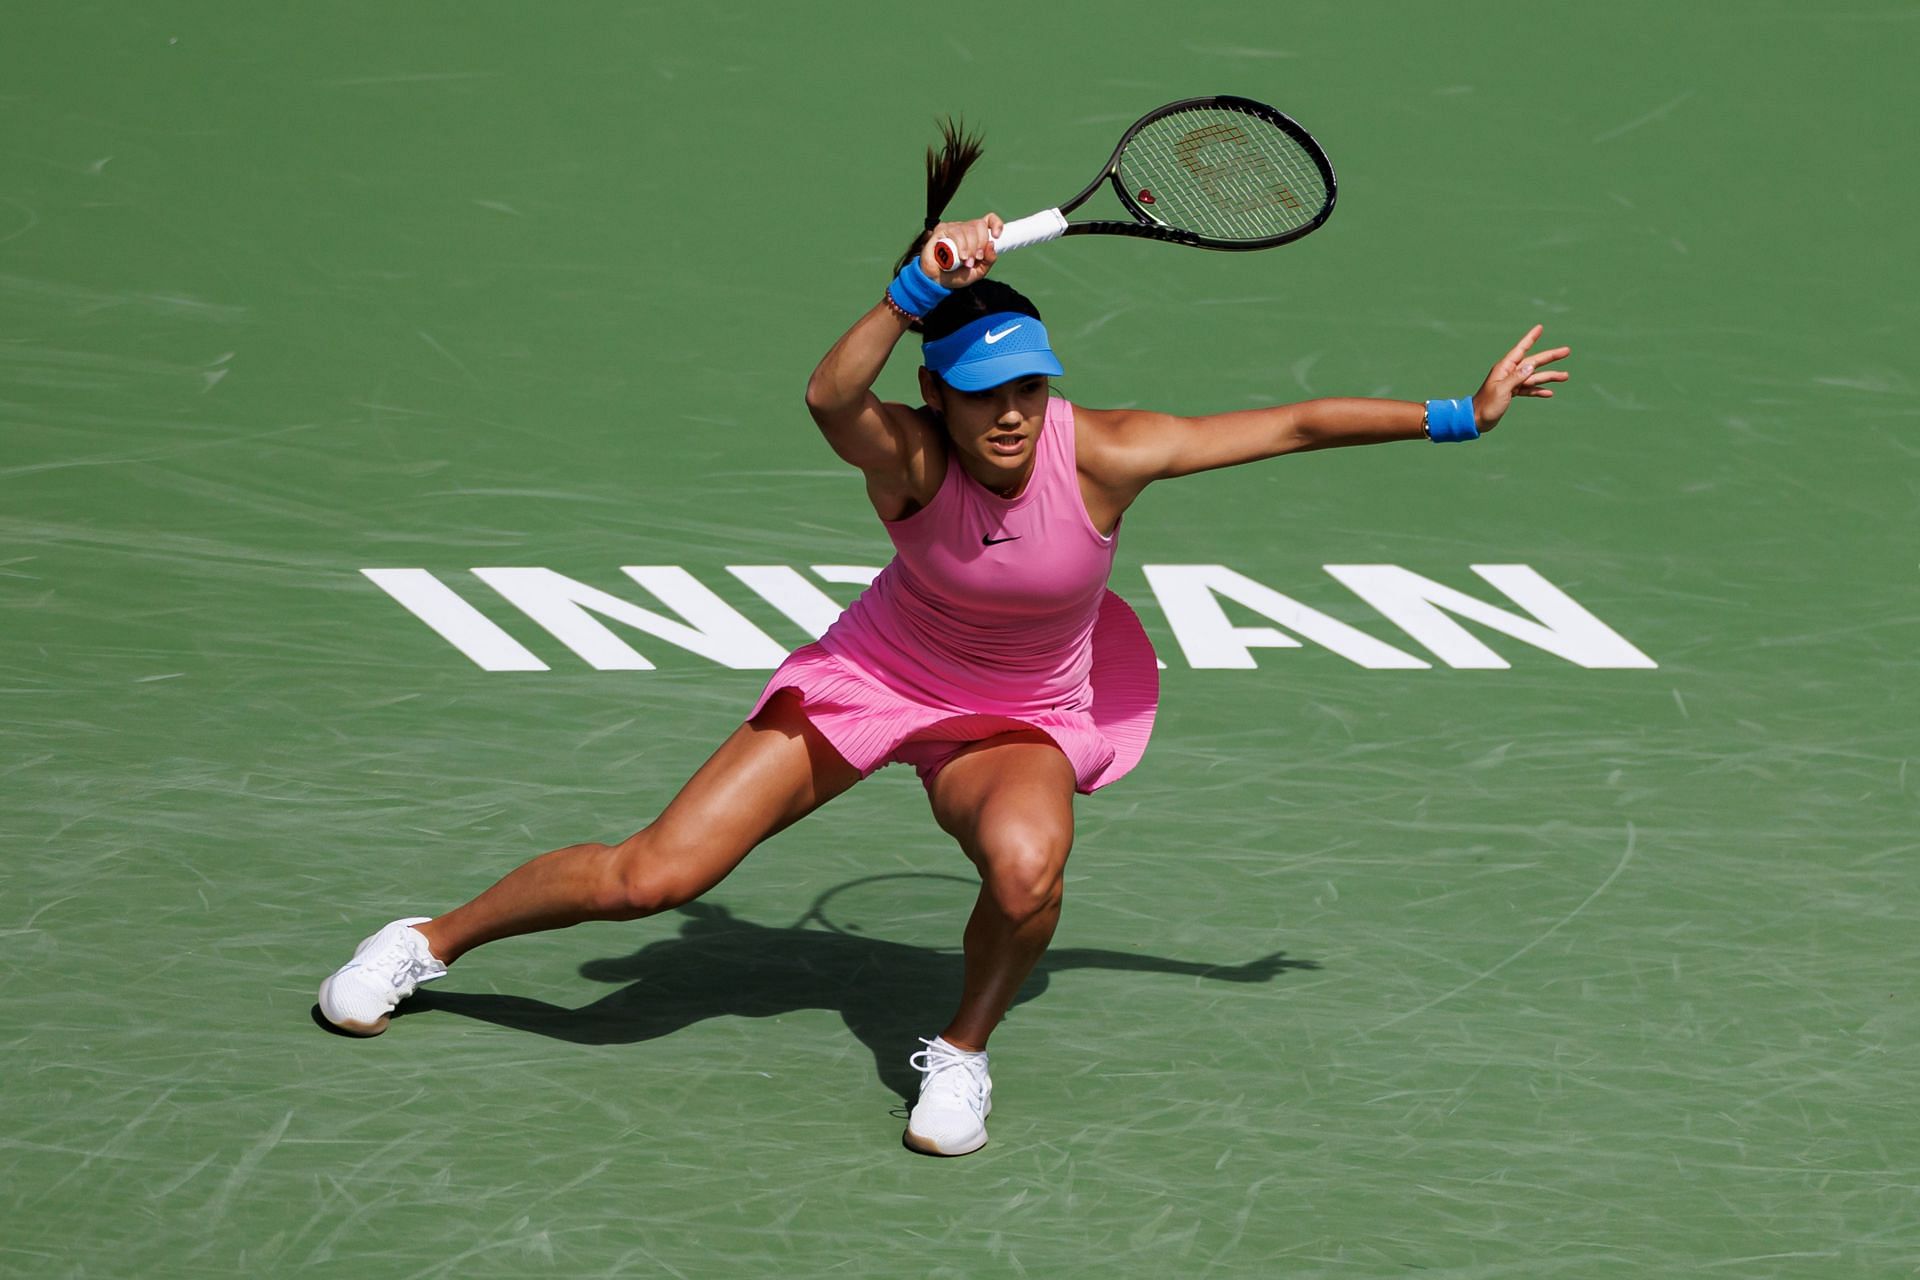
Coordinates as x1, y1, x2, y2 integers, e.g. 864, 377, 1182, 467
318, 126, 1570, 1156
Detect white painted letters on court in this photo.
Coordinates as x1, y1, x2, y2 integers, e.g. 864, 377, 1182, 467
470, 567, 789, 670
727, 566, 848, 640
1140, 564, 1429, 669
362, 562, 1656, 672
361, 568, 549, 672
728, 565, 885, 639
1321, 564, 1659, 669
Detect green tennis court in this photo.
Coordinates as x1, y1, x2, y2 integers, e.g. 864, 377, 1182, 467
5, 3, 1914, 1275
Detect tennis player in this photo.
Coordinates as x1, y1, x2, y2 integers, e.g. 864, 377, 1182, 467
318, 127, 1569, 1157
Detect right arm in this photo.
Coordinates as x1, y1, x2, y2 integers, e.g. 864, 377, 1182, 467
803, 298, 924, 472
803, 215, 1002, 519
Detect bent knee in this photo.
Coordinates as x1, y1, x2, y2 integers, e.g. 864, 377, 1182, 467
597, 831, 708, 920
976, 830, 1071, 923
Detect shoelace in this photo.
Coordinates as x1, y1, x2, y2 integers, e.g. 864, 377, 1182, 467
909, 1038, 989, 1111
365, 930, 436, 990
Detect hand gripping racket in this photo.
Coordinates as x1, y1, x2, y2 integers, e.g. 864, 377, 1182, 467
932, 95, 1336, 270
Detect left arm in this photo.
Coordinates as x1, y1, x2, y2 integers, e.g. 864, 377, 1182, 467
1079, 325, 1570, 510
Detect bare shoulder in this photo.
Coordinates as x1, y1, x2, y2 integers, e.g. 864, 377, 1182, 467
1074, 403, 1183, 444
1072, 403, 1187, 488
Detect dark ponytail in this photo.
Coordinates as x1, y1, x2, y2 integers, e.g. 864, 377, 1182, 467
896, 117, 984, 274
892, 118, 1041, 350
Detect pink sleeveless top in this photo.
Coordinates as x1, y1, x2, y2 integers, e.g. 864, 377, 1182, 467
751, 397, 1159, 793
822, 396, 1113, 714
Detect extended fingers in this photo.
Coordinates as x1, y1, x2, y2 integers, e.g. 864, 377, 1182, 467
1480, 326, 1572, 413
1515, 340, 1571, 393
1503, 324, 1545, 364
1516, 365, 1569, 396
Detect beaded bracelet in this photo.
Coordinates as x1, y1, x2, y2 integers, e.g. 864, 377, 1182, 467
881, 290, 918, 323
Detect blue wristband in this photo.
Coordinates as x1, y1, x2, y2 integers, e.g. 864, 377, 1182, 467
1424, 397, 1479, 443
887, 259, 951, 320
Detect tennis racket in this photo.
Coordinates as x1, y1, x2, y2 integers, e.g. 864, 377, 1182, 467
931, 95, 1336, 270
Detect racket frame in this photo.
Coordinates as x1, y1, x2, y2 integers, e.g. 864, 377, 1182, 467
932, 95, 1337, 269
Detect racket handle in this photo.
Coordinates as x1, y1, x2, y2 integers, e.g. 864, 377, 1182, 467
931, 209, 1068, 271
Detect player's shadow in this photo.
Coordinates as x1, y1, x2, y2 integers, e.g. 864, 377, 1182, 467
403, 875, 1320, 1102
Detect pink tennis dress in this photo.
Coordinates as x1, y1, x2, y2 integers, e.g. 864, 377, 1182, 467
748, 397, 1159, 794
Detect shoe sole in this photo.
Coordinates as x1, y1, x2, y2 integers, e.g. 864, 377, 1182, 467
327, 1016, 389, 1037
315, 977, 391, 1037
902, 1096, 992, 1157
903, 1127, 989, 1157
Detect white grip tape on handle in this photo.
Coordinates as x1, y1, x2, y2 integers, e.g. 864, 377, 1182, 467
993, 209, 1068, 254
932, 208, 1068, 269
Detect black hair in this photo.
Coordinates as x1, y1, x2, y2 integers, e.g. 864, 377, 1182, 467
920, 279, 1042, 342
897, 117, 983, 275
895, 118, 1044, 343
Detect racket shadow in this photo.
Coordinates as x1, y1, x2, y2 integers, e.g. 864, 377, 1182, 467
403, 894, 1321, 1103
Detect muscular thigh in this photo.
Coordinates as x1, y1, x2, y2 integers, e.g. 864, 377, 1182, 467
926, 731, 1077, 867
645, 689, 863, 856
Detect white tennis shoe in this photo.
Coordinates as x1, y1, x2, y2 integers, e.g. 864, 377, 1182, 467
904, 1036, 993, 1156
316, 917, 447, 1036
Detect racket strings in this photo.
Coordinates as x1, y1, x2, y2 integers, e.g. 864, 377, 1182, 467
1119, 106, 1328, 242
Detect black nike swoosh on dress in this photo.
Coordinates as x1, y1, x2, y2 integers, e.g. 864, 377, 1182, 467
981, 534, 1021, 545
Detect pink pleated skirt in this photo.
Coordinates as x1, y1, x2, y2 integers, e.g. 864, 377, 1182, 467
747, 590, 1159, 795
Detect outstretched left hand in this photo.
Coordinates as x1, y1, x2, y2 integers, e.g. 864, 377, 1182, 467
1472, 324, 1571, 433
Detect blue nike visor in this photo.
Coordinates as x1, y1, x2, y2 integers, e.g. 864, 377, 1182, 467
922, 312, 1065, 391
